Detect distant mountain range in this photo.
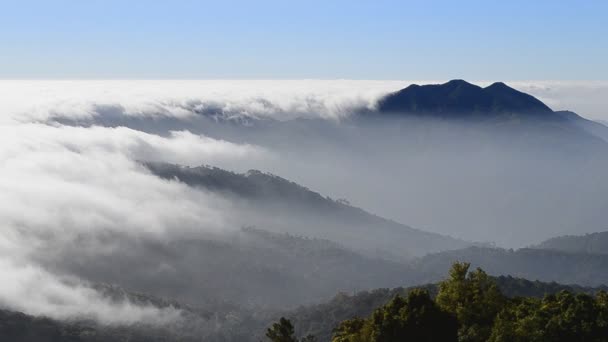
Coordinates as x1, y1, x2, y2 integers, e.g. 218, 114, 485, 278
533, 231, 608, 254
413, 246, 608, 287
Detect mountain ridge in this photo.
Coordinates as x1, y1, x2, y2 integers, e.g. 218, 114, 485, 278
377, 79, 555, 119
532, 231, 608, 254
144, 162, 474, 260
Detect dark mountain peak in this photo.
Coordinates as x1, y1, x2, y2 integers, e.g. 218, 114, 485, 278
484, 81, 553, 114
377, 80, 554, 118
485, 81, 511, 91
444, 79, 478, 88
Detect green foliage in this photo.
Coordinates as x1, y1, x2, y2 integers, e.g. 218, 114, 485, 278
331, 289, 457, 342
266, 317, 298, 342
330, 262, 608, 342
266, 317, 317, 342
489, 291, 608, 342
436, 262, 506, 342
333, 317, 369, 342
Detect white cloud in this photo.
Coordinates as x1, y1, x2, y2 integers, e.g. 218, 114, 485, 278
0, 259, 182, 325
0, 80, 409, 123
0, 122, 268, 324
1, 80, 605, 123
0, 79, 605, 324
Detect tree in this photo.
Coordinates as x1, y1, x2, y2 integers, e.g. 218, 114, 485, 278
331, 289, 457, 342
490, 291, 608, 342
329, 263, 608, 342
436, 262, 506, 342
332, 317, 369, 342
266, 317, 317, 342
266, 317, 298, 342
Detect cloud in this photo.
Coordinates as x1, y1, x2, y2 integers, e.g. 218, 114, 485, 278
0, 121, 268, 324
0, 79, 605, 323
0, 80, 409, 123
0, 259, 182, 325
1, 80, 605, 124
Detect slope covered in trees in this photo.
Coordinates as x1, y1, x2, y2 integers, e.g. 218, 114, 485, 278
145, 162, 472, 260
533, 231, 608, 254
269, 264, 608, 342
276, 273, 607, 341
414, 246, 608, 287
47, 227, 417, 310
2, 261, 608, 342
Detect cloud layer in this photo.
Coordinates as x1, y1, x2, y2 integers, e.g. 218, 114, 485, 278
1, 79, 606, 324
0, 120, 269, 324
1, 80, 606, 123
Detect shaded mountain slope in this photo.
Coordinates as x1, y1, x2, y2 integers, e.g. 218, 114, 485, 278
42, 228, 418, 310
413, 246, 608, 287
533, 231, 608, 254
555, 110, 608, 142
144, 162, 473, 259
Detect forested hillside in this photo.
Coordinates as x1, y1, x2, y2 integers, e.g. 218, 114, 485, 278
413, 246, 608, 286
278, 272, 608, 341
145, 162, 472, 259
533, 231, 608, 254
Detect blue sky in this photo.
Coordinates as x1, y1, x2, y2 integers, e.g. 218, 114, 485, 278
1, 0, 607, 79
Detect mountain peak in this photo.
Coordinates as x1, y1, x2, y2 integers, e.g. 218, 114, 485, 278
485, 81, 508, 89
445, 79, 476, 87
377, 80, 553, 118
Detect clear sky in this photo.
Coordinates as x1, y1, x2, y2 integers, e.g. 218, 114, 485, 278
1, 0, 607, 80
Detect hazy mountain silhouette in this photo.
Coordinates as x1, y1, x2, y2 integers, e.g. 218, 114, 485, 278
413, 246, 608, 287
533, 231, 608, 254
554, 110, 608, 142
377, 80, 554, 119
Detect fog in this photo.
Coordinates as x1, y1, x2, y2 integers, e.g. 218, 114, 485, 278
0, 122, 264, 324
1, 80, 607, 329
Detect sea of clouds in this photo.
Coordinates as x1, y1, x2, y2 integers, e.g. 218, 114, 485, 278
1, 80, 606, 123
0, 79, 606, 325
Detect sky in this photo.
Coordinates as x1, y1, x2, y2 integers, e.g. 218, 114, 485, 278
1, 0, 607, 80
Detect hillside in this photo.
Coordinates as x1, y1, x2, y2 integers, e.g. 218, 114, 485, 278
45, 228, 418, 310
1, 273, 606, 342
533, 231, 608, 254
413, 246, 608, 286
277, 275, 608, 341
145, 162, 472, 260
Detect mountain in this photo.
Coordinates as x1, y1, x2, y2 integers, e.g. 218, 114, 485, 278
555, 110, 608, 142
413, 246, 608, 287
376, 80, 554, 119
2, 271, 606, 342
49, 228, 417, 310
533, 231, 608, 254
144, 162, 473, 260
275, 275, 608, 341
